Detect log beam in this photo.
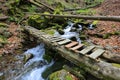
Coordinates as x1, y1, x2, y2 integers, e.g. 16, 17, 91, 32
40, 14, 120, 22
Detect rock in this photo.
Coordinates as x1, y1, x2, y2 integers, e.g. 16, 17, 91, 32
24, 53, 34, 63
58, 29, 64, 35
70, 37, 77, 41
37, 60, 47, 67
48, 69, 78, 80
43, 53, 52, 63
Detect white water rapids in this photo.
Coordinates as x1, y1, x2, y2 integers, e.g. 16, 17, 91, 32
54, 22, 94, 43
20, 43, 54, 80
54, 22, 82, 43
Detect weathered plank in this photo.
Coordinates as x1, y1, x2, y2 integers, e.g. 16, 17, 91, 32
79, 46, 95, 55
89, 49, 105, 59
65, 41, 78, 48
70, 44, 84, 51
58, 39, 71, 45
51, 38, 65, 42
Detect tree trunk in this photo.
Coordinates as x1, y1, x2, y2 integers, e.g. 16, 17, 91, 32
40, 14, 120, 22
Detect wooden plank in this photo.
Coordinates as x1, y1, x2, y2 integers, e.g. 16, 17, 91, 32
79, 46, 95, 55
58, 39, 71, 45
70, 44, 84, 50
52, 38, 65, 42
89, 49, 105, 59
65, 41, 78, 48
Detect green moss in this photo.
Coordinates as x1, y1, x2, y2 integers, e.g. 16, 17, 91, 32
112, 63, 120, 68
0, 23, 8, 28
43, 53, 52, 63
65, 75, 73, 80
0, 35, 7, 44
49, 69, 75, 80
76, 9, 96, 15
92, 20, 98, 25
103, 34, 110, 39
28, 15, 50, 29
40, 29, 55, 35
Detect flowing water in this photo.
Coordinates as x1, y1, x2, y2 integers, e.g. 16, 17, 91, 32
54, 22, 82, 43
54, 22, 94, 43
16, 43, 54, 80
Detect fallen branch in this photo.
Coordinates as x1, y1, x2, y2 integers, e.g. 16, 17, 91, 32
0, 16, 8, 20
40, 14, 120, 22
29, 0, 43, 8
29, 0, 54, 12
35, 0, 54, 11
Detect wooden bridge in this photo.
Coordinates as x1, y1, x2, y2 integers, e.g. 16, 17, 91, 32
23, 26, 120, 80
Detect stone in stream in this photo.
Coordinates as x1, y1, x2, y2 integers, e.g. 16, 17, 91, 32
0, 72, 4, 80
48, 69, 78, 80
23, 53, 34, 63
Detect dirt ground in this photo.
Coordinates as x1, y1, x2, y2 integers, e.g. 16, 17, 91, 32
85, 0, 120, 54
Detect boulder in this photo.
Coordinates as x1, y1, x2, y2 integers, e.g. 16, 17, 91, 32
23, 53, 34, 63
48, 69, 78, 80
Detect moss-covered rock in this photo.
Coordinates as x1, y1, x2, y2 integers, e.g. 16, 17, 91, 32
28, 15, 49, 29
43, 53, 52, 63
23, 53, 34, 63
48, 69, 78, 80
42, 53, 68, 79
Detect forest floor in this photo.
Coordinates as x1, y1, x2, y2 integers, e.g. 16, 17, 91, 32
85, 0, 120, 54
0, 0, 120, 79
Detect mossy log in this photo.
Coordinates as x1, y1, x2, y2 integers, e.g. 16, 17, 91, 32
23, 26, 120, 80
40, 14, 120, 22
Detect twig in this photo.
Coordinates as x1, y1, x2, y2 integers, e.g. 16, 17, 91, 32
0, 16, 8, 20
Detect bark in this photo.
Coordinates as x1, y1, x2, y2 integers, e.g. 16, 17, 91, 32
40, 14, 120, 22
102, 53, 120, 64
23, 26, 120, 80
